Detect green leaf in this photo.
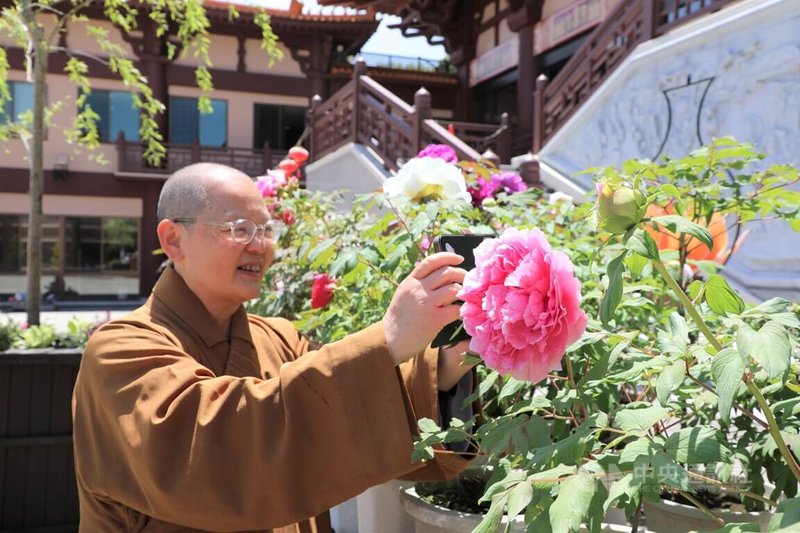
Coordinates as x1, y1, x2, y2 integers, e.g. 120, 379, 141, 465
625, 228, 660, 260
529, 465, 576, 488
615, 405, 669, 435
625, 253, 649, 278
740, 321, 792, 379
417, 418, 440, 434
652, 451, 690, 490
711, 348, 745, 423
751, 297, 791, 314
769, 496, 800, 531
473, 494, 507, 533
549, 471, 596, 533
600, 251, 627, 326
655, 360, 686, 405
498, 378, 529, 402
651, 214, 713, 250
687, 280, 703, 300
507, 480, 533, 518
705, 274, 745, 315
329, 247, 359, 277
665, 427, 732, 464
619, 437, 660, 466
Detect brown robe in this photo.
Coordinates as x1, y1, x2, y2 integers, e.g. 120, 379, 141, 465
72, 267, 471, 532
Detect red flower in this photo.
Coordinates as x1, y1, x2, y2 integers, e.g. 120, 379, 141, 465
311, 273, 336, 309
279, 158, 299, 176
289, 146, 309, 164
278, 208, 296, 226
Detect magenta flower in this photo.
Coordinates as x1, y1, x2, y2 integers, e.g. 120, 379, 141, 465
494, 171, 527, 194
458, 228, 588, 383
468, 176, 500, 206
417, 144, 458, 163
255, 170, 288, 198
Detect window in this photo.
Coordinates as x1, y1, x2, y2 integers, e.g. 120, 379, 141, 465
169, 97, 227, 146
253, 103, 306, 150
0, 215, 61, 272
1, 81, 34, 124
81, 90, 140, 142
0, 215, 138, 274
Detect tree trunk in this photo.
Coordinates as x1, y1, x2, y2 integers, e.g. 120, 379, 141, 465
23, 2, 47, 326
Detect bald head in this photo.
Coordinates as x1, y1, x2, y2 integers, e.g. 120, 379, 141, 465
157, 163, 254, 221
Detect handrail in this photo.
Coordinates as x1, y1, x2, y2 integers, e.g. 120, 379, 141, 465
422, 120, 482, 162
534, 0, 739, 150
308, 59, 510, 172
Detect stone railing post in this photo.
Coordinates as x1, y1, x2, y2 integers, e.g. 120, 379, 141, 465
307, 94, 322, 162
412, 86, 431, 153
533, 74, 549, 153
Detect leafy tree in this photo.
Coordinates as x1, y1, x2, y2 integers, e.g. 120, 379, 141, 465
0, 0, 281, 324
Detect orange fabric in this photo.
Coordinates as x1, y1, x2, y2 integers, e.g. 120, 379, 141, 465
72, 267, 471, 532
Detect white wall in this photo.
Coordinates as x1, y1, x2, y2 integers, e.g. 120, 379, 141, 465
538, 0, 800, 300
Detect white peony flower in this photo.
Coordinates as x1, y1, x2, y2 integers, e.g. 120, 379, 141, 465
382, 157, 471, 204
548, 191, 574, 205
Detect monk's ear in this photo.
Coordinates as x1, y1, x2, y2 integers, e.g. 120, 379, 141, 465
157, 219, 186, 262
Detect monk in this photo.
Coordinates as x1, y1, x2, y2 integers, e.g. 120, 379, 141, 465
72, 163, 475, 532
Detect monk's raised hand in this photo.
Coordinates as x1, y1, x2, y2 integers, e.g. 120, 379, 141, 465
383, 252, 466, 366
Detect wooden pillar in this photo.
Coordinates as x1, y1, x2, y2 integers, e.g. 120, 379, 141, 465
516, 24, 536, 139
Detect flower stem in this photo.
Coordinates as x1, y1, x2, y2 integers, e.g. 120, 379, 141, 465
652, 259, 800, 483
677, 490, 725, 526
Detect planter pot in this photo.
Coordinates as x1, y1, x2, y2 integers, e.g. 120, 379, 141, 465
643, 497, 773, 532
401, 486, 637, 533
400, 485, 526, 533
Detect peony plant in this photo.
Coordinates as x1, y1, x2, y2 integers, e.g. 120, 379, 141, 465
250, 139, 800, 533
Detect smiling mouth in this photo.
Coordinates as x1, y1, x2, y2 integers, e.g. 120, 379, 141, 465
237, 265, 262, 274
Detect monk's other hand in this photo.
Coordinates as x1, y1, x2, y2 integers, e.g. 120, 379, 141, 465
383, 252, 466, 366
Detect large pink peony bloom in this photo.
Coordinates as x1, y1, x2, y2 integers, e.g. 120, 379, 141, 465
458, 228, 588, 382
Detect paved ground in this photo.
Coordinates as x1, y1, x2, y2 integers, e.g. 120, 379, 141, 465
1, 309, 134, 332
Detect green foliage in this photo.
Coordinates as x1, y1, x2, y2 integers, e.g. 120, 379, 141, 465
400, 139, 800, 531
0, 321, 21, 351
0, 0, 283, 165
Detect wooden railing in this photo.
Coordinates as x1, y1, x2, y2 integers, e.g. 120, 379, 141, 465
309, 60, 511, 172
116, 136, 287, 177
534, 0, 738, 151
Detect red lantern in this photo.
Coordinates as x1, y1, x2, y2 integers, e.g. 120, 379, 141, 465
288, 146, 309, 164
278, 158, 299, 175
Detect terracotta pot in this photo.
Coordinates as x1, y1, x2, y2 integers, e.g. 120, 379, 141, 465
643, 497, 772, 532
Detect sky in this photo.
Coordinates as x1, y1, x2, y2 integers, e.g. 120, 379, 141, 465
230, 0, 448, 60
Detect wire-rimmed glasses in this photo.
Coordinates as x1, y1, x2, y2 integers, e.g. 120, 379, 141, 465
173, 218, 281, 245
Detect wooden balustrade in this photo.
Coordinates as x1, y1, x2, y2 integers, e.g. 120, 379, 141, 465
534, 0, 738, 150
116, 136, 286, 177
309, 58, 508, 171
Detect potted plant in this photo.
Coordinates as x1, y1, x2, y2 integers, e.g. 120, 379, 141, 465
252, 139, 800, 533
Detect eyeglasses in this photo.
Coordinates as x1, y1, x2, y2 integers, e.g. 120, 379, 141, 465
173, 218, 281, 245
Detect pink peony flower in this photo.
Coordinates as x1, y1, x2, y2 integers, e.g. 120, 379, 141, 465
458, 228, 588, 382
255, 170, 288, 198
417, 144, 458, 163
311, 273, 337, 309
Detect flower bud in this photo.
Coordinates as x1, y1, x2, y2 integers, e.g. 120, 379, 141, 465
595, 182, 646, 234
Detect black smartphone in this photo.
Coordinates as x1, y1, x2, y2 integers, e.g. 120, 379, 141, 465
430, 234, 493, 348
